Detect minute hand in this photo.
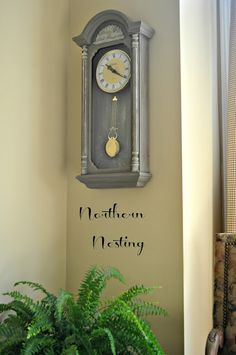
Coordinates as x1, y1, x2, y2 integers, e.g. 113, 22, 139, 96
106, 64, 127, 79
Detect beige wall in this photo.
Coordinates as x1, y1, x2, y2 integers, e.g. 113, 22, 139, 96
0, 1, 223, 352
0, 0, 69, 295
180, 0, 221, 354
67, 1, 183, 353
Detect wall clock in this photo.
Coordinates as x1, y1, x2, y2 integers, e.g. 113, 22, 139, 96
73, 10, 154, 188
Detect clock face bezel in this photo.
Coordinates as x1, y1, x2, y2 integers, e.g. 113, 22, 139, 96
95, 49, 131, 93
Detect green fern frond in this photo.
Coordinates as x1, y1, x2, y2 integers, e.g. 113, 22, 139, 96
3, 286, 55, 328
0, 318, 26, 339
43, 349, 55, 355
77, 266, 125, 309
14, 281, 51, 297
63, 334, 77, 347
139, 319, 166, 355
0, 302, 15, 313
77, 266, 123, 325
3, 314, 25, 329
100, 299, 154, 354
0, 333, 24, 353
27, 315, 53, 339
92, 327, 116, 355
78, 266, 125, 302
78, 266, 105, 299
76, 332, 96, 355
22, 335, 55, 355
3, 291, 35, 311
55, 288, 75, 322
77, 265, 97, 301
105, 299, 145, 332
118, 285, 155, 302
40, 294, 57, 315
102, 266, 126, 284
129, 299, 168, 318
0, 300, 33, 322
61, 344, 80, 355
0, 318, 25, 354
0, 267, 166, 354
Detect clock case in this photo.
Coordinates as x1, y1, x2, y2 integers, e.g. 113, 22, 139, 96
73, 10, 154, 188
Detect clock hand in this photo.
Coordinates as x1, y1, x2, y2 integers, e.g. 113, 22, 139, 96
115, 71, 127, 79
106, 64, 119, 75
105, 64, 127, 79
105, 64, 115, 72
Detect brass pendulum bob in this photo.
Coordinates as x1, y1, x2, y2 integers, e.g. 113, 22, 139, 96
106, 132, 120, 158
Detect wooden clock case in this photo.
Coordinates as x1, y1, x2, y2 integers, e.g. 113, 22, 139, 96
73, 10, 154, 188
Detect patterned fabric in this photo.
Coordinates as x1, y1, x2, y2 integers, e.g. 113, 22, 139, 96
214, 234, 236, 354
212, 2, 236, 354
217, 4, 236, 353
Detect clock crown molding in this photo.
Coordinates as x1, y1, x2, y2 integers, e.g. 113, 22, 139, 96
72, 10, 154, 48
94, 24, 124, 44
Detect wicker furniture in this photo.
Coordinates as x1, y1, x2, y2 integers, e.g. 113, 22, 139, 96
206, 234, 236, 354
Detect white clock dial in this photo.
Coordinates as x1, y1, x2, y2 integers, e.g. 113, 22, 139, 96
96, 49, 131, 93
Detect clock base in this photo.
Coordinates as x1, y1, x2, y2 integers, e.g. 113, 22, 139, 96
76, 172, 152, 189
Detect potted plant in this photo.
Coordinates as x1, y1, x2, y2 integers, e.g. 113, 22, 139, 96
0, 265, 167, 354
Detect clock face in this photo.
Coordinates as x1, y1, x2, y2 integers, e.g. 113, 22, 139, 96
96, 49, 131, 93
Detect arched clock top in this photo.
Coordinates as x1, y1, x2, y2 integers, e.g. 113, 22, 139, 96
72, 10, 154, 47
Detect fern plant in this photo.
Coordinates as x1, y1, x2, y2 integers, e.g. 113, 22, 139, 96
0, 266, 167, 354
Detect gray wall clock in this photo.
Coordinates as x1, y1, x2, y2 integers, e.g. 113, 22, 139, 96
73, 10, 154, 188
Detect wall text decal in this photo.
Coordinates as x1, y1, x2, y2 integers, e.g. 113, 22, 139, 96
79, 203, 145, 220
79, 203, 145, 255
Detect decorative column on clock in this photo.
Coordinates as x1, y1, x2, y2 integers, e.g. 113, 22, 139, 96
81, 45, 88, 174
132, 33, 140, 173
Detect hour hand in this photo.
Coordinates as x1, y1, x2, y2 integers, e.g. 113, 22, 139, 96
115, 71, 127, 79
106, 64, 118, 75
106, 64, 127, 79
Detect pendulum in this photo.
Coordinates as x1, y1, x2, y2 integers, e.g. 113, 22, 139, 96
105, 96, 120, 158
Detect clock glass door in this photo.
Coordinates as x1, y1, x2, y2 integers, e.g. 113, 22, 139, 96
91, 44, 131, 171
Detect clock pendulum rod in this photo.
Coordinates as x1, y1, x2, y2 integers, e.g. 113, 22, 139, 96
105, 95, 120, 158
